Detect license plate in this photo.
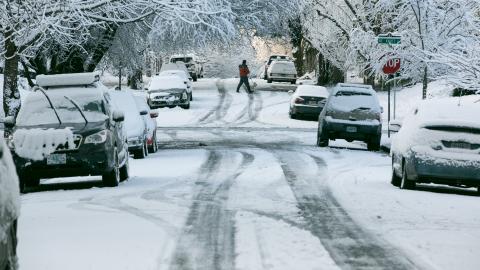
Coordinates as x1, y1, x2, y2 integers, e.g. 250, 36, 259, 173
47, 153, 66, 165
308, 101, 318, 105
346, 126, 357, 133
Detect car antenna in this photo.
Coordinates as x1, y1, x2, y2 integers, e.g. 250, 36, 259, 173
36, 87, 62, 125
64, 96, 89, 128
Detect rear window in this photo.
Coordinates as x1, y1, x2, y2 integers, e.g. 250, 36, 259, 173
329, 90, 380, 112
271, 62, 296, 73
335, 91, 372, 97
171, 57, 193, 63
425, 125, 480, 134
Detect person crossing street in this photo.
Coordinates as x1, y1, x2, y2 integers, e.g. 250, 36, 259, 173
237, 60, 252, 93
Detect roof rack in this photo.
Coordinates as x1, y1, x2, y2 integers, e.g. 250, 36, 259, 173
36, 72, 100, 88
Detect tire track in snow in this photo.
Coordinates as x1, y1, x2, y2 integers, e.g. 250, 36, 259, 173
196, 80, 232, 125
275, 151, 419, 270
170, 150, 254, 270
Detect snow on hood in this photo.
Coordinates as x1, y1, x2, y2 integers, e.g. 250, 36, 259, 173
12, 128, 75, 160
148, 76, 186, 91
0, 137, 20, 243
392, 95, 480, 155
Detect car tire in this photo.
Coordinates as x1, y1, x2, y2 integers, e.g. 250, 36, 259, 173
291, 80, 296, 85
289, 110, 297, 119
148, 134, 158, 153
192, 74, 198, 82
144, 141, 149, 157
190, 93, 193, 101
477, 186, 480, 196
181, 101, 191, 110
391, 157, 401, 187
18, 175, 40, 193
120, 156, 129, 182
400, 161, 416, 190
316, 133, 329, 147
133, 143, 147, 159
367, 136, 381, 151
103, 148, 120, 187
267, 79, 273, 83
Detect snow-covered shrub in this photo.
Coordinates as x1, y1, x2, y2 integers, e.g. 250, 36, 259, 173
0, 137, 20, 243
12, 128, 74, 161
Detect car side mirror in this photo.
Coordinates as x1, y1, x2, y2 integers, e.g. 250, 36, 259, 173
288, 90, 294, 95
2, 116, 15, 128
144, 87, 148, 91
140, 110, 148, 116
150, 110, 159, 118
112, 111, 125, 122
389, 120, 402, 133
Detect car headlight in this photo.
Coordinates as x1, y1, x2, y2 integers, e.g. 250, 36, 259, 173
85, 130, 108, 144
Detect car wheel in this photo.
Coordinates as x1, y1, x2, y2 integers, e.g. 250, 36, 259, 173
181, 101, 191, 110
391, 157, 401, 187
190, 93, 193, 101
148, 133, 158, 153
291, 80, 296, 84
316, 133, 329, 147
367, 136, 381, 151
400, 161, 416, 190
103, 147, 120, 187
192, 74, 198, 82
144, 141, 149, 157
120, 155, 129, 182
289, 110, 297, 119
267, 79, 273, 83
18, 175, 40, 193
133, 143, 146, 159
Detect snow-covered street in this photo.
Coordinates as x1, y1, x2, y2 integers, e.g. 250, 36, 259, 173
17, 80, 480, 270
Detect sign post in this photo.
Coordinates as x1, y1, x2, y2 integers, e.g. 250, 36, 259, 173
378, 34, 401, 138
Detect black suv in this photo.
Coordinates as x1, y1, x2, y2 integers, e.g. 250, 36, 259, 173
5, 73, 130, 192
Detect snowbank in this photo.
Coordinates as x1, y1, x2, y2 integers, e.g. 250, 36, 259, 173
13, 128, 74, 160
0, 137, 20, 243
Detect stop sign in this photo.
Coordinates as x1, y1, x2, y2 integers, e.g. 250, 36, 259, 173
383, 58, 401, 74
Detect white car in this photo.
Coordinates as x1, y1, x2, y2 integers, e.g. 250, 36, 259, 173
109, 90, 149, 159
133, 95, 159, 153
289, 85, 329, 119
391, 95, 480, 193
267, 60, 297, 84
158, 70, 193, 100
169, 54, 204, 81
263, 55, 291, 79
147, 76, 191, 109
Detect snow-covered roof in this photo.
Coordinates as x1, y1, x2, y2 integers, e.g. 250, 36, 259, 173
333, 83, 375, 95
148, 76, 186, 91
36, 73, 100, 88
296, 85, 329, 97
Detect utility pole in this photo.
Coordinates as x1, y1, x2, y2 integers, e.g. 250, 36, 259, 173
118, 62, 122, 91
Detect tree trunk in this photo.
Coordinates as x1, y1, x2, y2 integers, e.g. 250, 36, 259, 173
3, 30, 21, 118
128, 69, 143, 90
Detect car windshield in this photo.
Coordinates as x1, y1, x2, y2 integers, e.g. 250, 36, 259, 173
16, 89, 107, 126
172, 57, 193, 63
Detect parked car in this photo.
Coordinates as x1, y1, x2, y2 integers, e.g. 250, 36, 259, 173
391, 96, 480, 193
147, 76, 191, 109
109, 90, 149, 159
317, 83, 382, 151
133, 95, 159, 153
169, 54, 204, 81
266, 60, 297, 84
0, 136, 20, 269
158, 69, 193, 100
263, 55, 290, 80
289, 85, 329, 119
6, 73, 129, 191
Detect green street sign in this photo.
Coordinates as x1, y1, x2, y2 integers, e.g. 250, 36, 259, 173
378, 35, 401, 45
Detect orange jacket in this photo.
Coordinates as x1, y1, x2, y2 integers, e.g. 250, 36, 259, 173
239, 65, 250, 77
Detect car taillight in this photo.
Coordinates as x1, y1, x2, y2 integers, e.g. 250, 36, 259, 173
295, 97, 304, 104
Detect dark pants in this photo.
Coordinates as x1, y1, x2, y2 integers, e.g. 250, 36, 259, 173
237, 77, 251, 93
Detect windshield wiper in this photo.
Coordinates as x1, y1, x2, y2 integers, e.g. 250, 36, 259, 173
64, 96, 88, 126
37, 88, 62, 125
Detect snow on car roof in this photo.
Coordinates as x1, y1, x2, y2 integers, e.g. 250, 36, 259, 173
296, 85, 329, 97
148, 76, 186, 91
36, 72, 100, 87
333, 83, 375, 95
